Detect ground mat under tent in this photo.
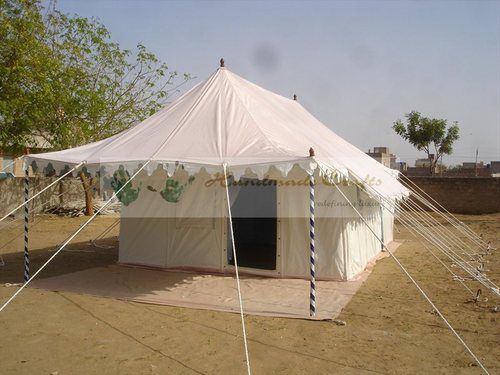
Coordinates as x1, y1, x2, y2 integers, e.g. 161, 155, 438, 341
31, 241, 401, 320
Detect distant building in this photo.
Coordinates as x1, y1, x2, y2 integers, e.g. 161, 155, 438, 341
445, 161, 498, 177
415, 158, 432, 168
406, 154, 442, 176
366, 146, 406, 171
0, 135, 52, 177
367, 146, 407, 172
462, 161, 484, 169
367, 147, 391, 168
394, 161, 408, 172
490, 161, 500, 174
407, 159, 499, 177
415, 154, 439, 168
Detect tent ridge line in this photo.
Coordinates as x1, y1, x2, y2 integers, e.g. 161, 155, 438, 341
223, 71, 297, 158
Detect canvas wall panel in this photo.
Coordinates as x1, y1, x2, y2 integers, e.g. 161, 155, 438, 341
278, 168, 347, 280
382, 205, 394, 244
119, 169, 224, 270
119, 218, 168, 266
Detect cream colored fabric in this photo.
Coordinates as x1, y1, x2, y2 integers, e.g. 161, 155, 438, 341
25, 66, 404, 279
118, 167, 393, 280
27, 67, 408, 200
119, 170, 224, 271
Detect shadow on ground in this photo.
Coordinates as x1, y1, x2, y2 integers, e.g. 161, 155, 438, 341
0, 237, 119, 284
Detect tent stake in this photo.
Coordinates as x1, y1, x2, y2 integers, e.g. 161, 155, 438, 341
23, 166, 29, 281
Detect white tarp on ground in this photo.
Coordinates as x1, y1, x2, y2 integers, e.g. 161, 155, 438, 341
31, 241, 401, 320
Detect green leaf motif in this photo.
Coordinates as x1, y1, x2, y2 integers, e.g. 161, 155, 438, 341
110, 166, 140, 206
160, 176, 195, 203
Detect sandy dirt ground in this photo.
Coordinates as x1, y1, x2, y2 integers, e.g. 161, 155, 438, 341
0, 213, 498, 374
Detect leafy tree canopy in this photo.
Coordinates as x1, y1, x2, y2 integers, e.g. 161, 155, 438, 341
0, 0, 190, 154
392, 111, 460, 173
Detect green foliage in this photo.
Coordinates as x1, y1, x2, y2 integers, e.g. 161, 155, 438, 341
392, 111, 460, 173
0, 0, 190, 154
0, 0, 49, 152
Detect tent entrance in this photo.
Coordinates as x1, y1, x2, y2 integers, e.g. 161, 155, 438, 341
227, 178, 277, 271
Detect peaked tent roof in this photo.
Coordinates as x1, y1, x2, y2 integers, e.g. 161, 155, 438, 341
27, 66, 408, 199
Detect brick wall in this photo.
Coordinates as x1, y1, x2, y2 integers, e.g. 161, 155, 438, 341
408, 176, 500, 214
441, 168, 491, 177
405, 167, 493, 177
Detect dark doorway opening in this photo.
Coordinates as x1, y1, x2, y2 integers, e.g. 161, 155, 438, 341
227, 178, 277, 270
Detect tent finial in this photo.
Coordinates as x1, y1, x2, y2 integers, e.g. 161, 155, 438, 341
220, 58, 225, 68
309, 147, 315, 157
293, 94, 297, 101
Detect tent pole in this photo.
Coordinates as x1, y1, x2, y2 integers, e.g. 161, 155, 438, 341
0, 161, 86, 223
0, 155, 23, 174
222, 164, 251, 375
0, 160, 151, 314
308, 148, 316, 318
332, 182, 490, 374
23, 166, 30, 281
309, 172, 316, 318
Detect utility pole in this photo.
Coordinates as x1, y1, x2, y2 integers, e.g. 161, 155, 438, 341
475, 147, 479, 177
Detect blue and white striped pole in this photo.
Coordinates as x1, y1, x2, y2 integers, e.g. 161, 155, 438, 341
309, 147, 316, 318
24, 166, 30, 281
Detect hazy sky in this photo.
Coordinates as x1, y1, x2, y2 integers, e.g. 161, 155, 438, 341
54, 0, 500, 166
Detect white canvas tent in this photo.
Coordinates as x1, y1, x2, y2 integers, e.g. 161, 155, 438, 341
116, 166, 395, 280
2, 61, 495, 372
26, 63, 407, 197
24, 63, 407, 281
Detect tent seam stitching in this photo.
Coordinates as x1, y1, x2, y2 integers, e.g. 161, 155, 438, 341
225, 73, 297, 158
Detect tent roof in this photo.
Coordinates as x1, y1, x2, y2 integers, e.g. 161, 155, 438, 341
27, 66, 408, 199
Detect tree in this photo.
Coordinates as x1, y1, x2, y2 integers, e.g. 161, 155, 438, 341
0, 0, 190, 214
0, 0, 52, 152
392, 111, 460, 175
1, 0, 190, 153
